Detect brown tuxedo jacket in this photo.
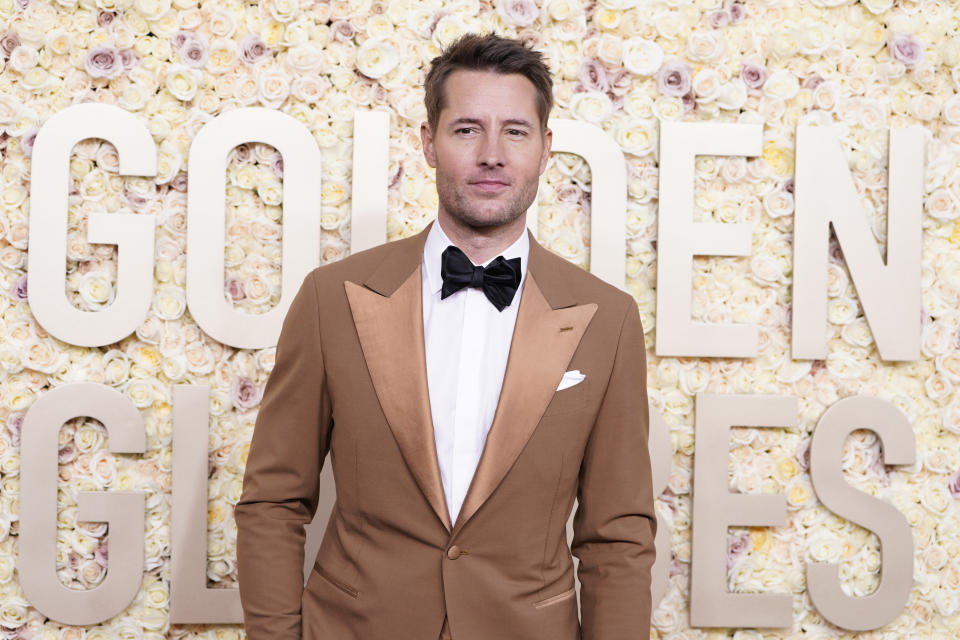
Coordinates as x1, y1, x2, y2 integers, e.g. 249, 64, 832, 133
235, 221, 656, 640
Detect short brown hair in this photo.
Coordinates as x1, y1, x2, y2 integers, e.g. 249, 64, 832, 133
424, 33, 554, 134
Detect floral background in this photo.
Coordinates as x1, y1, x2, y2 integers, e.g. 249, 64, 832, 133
1, 0, 960, 637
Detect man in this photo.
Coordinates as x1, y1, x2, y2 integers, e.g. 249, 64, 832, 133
235, 33, 656, 640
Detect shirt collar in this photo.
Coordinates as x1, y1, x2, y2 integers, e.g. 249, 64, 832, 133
423, 219, 529, 298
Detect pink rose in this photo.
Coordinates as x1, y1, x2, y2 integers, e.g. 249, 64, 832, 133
708, 9, 729, 28
172, 30, 192, 50
729, 2, 744, 22
95, 542, 109, 567
656, 59, 692, 97
331, 20, 355, 42
578, 58, 609, 93
231, 377, 262, 411
949, 471, 960, 499
7, 412, 23, 447
170, 171, 188, 192
740, 61, 767, 90
179, 35, 209, 68
0, 30, 20, 58
225, 277, 245, 301
727, 529, 752, 571
9, 273, 27, 302
85, 46, 121, 79
240, 34, 269, 64
97, 10, 117, 27
496, 0, 539, 27
118, 48, 139, 69
889, 33, 925, 68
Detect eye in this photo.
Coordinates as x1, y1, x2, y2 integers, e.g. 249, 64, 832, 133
456, 127, 477, 135
507, 129, 527, 136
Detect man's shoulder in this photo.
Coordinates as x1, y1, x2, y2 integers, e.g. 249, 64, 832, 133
533, 243, 635, 316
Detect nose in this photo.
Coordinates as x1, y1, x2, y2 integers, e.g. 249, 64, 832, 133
477, 132, 505, 168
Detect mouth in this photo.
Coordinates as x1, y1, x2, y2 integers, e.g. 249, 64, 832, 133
469, 180, 509, 193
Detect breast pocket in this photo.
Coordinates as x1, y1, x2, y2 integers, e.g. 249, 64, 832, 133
542, 377, 591, 417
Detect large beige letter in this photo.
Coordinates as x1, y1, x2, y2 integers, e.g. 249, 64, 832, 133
807, 396, 915, 630
690, 393, 795, 628
648, 410, 673, 609
19, 383, 145, 625
535, 119, 627, 290
656, 122, 763, 357
27, 104, 156, 346
186, 107, 322, 349
170, 385, 242, 623
349, 110, 390, 254
792, 126, 923, 360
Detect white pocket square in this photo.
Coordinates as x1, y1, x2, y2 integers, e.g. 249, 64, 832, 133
556, 370, 585, 391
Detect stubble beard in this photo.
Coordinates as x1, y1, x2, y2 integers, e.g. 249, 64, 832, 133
436, 171, 539, 230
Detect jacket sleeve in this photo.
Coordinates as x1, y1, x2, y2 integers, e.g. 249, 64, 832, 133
571, 297, 657, 640
235, 269, 332, 640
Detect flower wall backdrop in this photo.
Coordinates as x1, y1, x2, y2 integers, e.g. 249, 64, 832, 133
1, 0, 960, 637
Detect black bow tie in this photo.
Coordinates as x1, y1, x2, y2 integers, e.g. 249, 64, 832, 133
440, 245, 522, 311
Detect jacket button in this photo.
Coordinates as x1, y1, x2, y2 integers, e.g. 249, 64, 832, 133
446, 545, 462, 560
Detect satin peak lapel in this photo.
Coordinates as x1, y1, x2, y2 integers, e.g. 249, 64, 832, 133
344, 267, 452, 532
453, 273, 597, 534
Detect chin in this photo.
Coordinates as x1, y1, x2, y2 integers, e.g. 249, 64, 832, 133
456, 210, 523, 229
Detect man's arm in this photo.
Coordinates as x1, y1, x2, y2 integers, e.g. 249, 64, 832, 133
571, 297, 657, 640
235, 270, 331, 640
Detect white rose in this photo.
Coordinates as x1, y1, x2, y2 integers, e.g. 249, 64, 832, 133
0, 597, 27, 629
615, 119, 657, 156
124, 378, 155, 408
207, 39, 239, 74
161, 354, 188, 381
686, 30, 725, 62
152, 285, 186, 320
763, 69, 799, 100
797, 21, 832, 55
861, 0, 893, 13
827, 296, 858, 324
78, 272, 114, 308
356, 38, 400, 80
286, 42, 321, 75
257, 68, 291, 106
0, 556, 13, 584
570, 91, 612, 123
691, 68, 721, 101
269, 0, 299, 22
943, 94, 960, 125
807, 530, 843, 562
22, 338, 65, 374
133, 0, 171, 21
8, 45, 39, 72
715, 79, 747, 110
911, 93, 940, 121
926, 187, 957, 221
762, 190, 794, 218
165, 64, 201, 101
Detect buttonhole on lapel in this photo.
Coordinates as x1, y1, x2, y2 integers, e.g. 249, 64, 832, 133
559, 326, 573, 332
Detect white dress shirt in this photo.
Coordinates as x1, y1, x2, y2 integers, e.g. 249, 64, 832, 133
421, 220, 529, 526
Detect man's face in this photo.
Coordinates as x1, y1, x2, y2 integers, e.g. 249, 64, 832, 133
421, 69, 552, 231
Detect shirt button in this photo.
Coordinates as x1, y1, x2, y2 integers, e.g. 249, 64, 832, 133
447, 545, 462, 560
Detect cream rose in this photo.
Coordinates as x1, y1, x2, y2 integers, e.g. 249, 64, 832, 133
257, 68, 291, 106
165, 64, 201, 101
570, 91, 612, 123
356, 38, 400, 79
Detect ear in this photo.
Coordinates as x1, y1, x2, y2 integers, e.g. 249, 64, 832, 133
538, 126, 553, 175
421, 121, 437, 169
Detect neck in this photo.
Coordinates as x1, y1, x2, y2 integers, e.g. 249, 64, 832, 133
436, 212, 527, 265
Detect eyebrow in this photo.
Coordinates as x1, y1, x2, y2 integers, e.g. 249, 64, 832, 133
449, 117, 535, 129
